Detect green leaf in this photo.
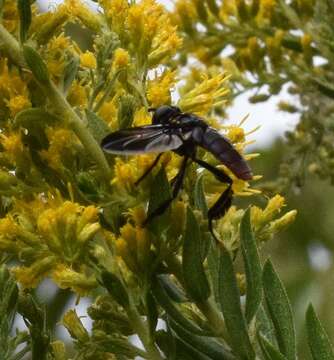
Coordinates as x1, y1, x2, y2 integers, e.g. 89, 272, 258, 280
263, 260, 296, 360
207, 242, 220, 303
240, 208, 262, 323
152, 278, 209, 336
306, 304, 334, 359
146, 292, 158, 337
17, 0, 31, 43
85, 110, 111, 143
147, 167, 171, 232
173, 336, 212, 360
182, 207, 210, 302
217, 246, 255, 359
170, 319, 235, 360
23, 46, 50, 84
63, 56, 80, 93
193, 174, 208, 216
256, 305, 277, 345
157, 274, 187, 303
258, 333, 288, 360
117, 94, 136, 129
100, 271, 129, 308
14, 108, 59, 129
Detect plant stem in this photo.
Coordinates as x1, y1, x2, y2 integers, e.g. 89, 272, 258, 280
46, 81, 112, 180
167, 255, 228, 339
0, 24, 26, 67
126, 305, 164, 360
0, 24, 111, 181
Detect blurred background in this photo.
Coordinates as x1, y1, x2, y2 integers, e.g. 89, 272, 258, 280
29, 0, 334, 357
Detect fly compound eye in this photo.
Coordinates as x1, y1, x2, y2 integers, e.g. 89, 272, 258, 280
152, 105, 181, 124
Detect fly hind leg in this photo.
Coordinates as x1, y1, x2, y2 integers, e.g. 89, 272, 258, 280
193, 158, 233, 243
143, 156, 188, 225
135, 153, 162, 186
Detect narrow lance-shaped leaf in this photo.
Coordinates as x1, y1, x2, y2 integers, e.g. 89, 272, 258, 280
23, 46, 50, 84
240, 208, 262, 323
17, 0, 32, 43
263, 260, 297, 360
193, 175, 208, 216
218, 246, 255, 359
85, 110, 111, 143
170, 319, 235, 360
182, 207, 210, 302
152, 277, 210, 336
63, 56, 80, 93
306, 304, 334, 360
258, 333, 288, 360
147, 167, 171, 233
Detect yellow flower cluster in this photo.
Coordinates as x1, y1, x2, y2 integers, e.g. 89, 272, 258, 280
178, 72, 230, 115
0, 194, 100, 294
215, 195, 296, 251
115, 223, 151, 274
100, 0, 182, 67
39, 127, 79, 171
147, 70, 177, 108
45, 34, 77, 79
0, 59, 31, 117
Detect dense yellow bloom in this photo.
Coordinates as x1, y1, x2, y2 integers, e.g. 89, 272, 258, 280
2, 1, 19, 33
40, 127, 78, 171
147, 70, 176, 107
64, 0, 102, 31
0, 132, 25, 165
52, 264, 97, 296
31, 4, 70, 43
116, 222, 151, 273
99, 0, 129, 33
67, 81, 88, 108
46, 34, 75, 78
0, 59, 30, 117
98, 97, 118, 127
80, 51, 97, 69
133, 107, 152, 126
178, 73, 229, 115
7, 95, 31, 117
112, 48, 130, 70
0, 193, 100, 290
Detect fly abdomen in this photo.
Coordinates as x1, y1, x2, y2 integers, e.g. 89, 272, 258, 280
200, 127, 253, 180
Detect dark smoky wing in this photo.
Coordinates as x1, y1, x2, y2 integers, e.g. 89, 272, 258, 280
101, 125, 184, 154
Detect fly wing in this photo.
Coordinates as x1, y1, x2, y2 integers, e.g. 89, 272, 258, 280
101, 125, 184, 155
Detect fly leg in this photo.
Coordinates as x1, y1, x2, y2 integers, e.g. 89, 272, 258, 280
143, 156, 188, 225
135, 153, 162, 186
193, 158, 233, 243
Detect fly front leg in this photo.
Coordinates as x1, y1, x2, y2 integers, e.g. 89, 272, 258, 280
135, 153, 163, 186
143, 156, 189, 225
193, 158, 233, 242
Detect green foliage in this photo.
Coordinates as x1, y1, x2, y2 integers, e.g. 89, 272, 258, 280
0, 1, 332, 359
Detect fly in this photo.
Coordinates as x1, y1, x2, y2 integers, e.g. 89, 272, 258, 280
101, 105, 253, 241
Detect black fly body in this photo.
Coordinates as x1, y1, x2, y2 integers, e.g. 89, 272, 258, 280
101, 105, 253, 241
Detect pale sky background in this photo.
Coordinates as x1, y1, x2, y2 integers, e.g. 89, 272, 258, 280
36, 0, 299, 148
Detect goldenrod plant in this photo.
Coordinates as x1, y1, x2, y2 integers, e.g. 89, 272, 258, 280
174, 0, 334, 189
0, 1, 332, 359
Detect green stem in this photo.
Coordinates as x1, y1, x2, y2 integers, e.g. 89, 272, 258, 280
0, 24, 26, 67
93, 70, 122, 112
126, 305, 164, 360
0, 24, 111, 181
167, 255, 228, 339
46, 82, 112, 180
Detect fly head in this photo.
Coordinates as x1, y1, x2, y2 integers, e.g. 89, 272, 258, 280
150, 105, 182, 125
